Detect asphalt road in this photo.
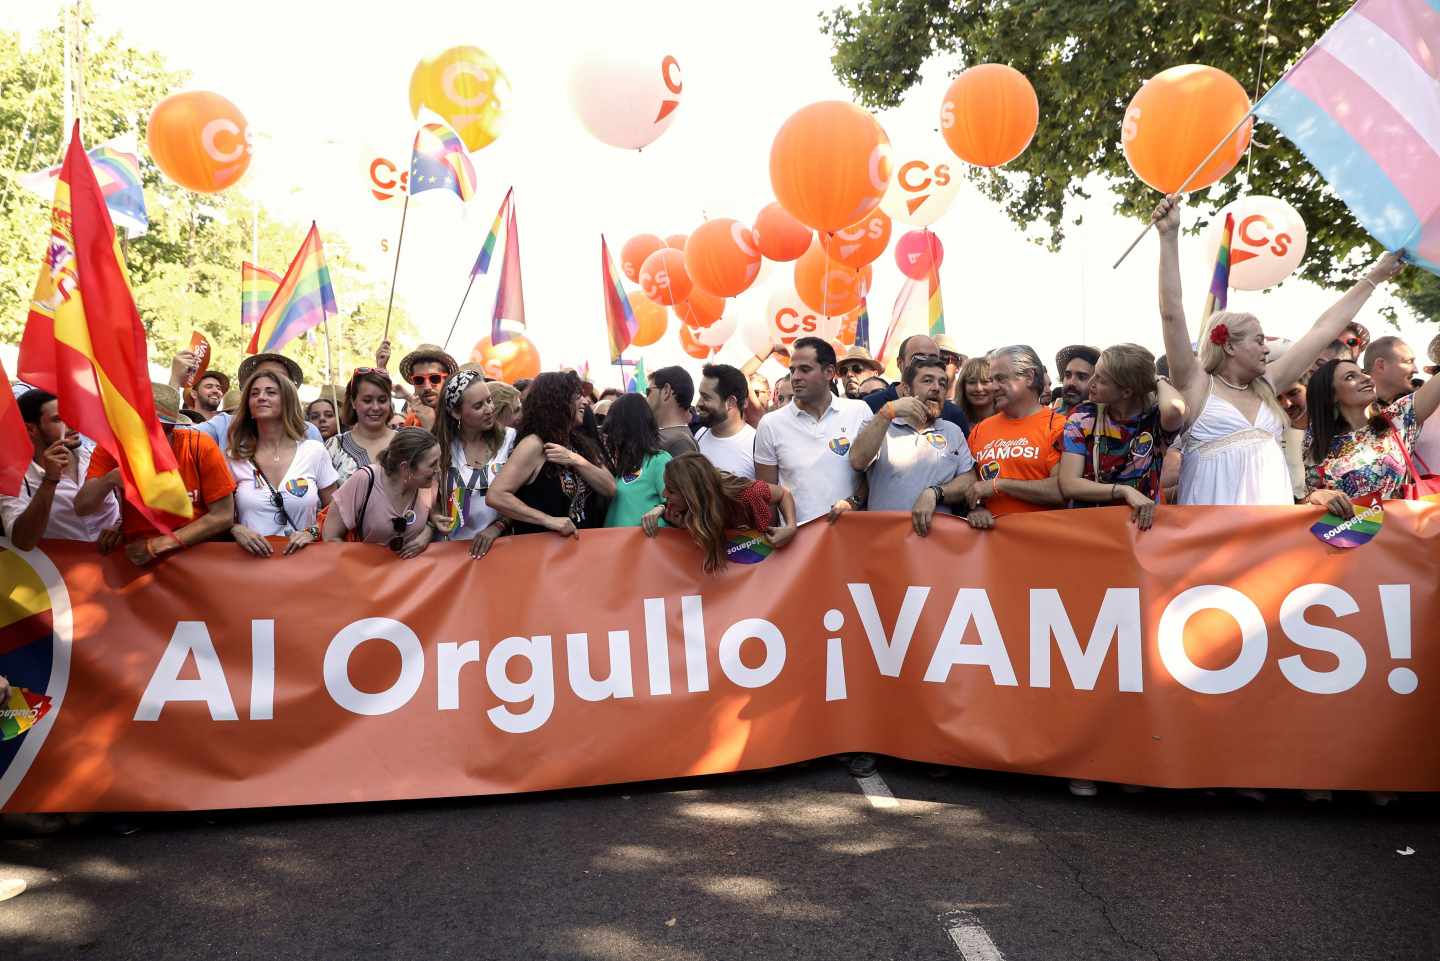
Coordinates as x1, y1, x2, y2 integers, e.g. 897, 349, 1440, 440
1, 761, 1436, 961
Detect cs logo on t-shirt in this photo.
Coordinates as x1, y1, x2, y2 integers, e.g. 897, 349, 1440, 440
924, 431, 948, 451
980, 461, 1001, 481
1132, 432, 1155, 458
828, 435, 852, 456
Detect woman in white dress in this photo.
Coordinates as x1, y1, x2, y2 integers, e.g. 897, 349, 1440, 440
431, 369, 516, 559
1154, 194, 1405, 505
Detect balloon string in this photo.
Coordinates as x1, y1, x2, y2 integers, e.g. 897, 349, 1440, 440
1244, 0, 1275, 186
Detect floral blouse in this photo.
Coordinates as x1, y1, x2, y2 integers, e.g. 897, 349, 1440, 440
1305, 395, 1421, 499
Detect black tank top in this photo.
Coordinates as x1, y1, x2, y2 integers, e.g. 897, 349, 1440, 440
512, 463, 600, 534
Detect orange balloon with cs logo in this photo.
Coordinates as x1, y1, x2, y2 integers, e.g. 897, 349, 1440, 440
147, 91, 251, 193
470, 333, 541, 383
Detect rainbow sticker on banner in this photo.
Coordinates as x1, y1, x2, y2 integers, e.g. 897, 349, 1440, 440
724, 529, 774, 565
1310, 494, 1384, 548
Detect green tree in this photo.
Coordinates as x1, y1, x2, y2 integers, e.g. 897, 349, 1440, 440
1, 13, 412, 389
821, 0, 1438, 321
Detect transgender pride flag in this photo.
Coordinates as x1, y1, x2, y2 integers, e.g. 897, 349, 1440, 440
1254, 0, 1440, 275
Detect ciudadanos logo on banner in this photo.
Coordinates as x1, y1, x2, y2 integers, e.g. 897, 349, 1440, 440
0, 544, 71, 807
724, 529, 774, 565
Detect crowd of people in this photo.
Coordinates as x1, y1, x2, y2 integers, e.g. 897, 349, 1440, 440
3, 195, 1437, 797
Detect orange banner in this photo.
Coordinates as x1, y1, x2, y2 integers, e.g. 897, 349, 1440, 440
3, 504, 1438, 812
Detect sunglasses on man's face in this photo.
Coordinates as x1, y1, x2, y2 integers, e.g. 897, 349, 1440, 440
411, 373, 446, 388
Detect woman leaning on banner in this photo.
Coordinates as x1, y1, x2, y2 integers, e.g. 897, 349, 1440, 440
327, 368, 396, 485
226, 369, 338, 557
641, 452, 797, 573
1057, 344, 1185, 530
431, 369, 517, 559
1302, 357, 1440, 517
488, 370, 617, 537
601, 394, 671, 527
322, 427, 439, 557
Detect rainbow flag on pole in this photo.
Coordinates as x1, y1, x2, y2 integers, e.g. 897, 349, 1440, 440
409, 121, 478, 202
853, 299, 871, 351
490, 196, 526, 343
247, 223, 337, 355
602, 236, 638, 363
18, 134, 148, 237
927, 266, 945, 338
472, 188, 512, 276
17, 122, 192, 528
1253, 0, 1440, 276
1203, 213, 1234, 322
241, 262, 282, 327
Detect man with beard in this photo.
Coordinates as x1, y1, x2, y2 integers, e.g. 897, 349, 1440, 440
395, 343, 460, 430
836, 346, 884, 399
848, 356, 981, 535
863, 334, 971, 435
1053, 345, 1099, 414
694, 363, 757, 479
190, 370, 229, 421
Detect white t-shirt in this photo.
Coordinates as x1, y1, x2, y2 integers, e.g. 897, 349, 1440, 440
1414, 417, 1440, 479
228, 439, 339, 535
0, 446, 120, 542
696, 423, 757, 479
754, 397, 872, 523
440, 428, 516, 540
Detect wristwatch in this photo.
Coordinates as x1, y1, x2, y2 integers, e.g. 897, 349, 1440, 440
928, 484, 946, 505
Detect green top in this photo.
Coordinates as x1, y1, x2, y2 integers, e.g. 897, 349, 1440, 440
604, 451, 672, 528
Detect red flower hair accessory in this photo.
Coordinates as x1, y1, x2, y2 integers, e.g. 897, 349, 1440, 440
1209, 323, 1230, 346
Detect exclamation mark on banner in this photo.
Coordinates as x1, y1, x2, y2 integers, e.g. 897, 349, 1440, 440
824, 609, 847, 701
1378, 585, 1418, 694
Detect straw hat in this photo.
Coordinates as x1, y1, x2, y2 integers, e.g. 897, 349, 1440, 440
150, 383, 185, 426
238, 352, 303, 387
837, 346, 884, 373
399, 344, 459, 380
195, 369, 230, 393
221, 388, 242, 413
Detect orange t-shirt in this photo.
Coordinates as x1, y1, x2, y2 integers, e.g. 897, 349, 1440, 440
967, 408, 1064, 516
86, 429, 238, 537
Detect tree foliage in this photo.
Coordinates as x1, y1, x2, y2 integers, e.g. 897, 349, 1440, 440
821, 0, 1437, 321
0, 12, 412, 389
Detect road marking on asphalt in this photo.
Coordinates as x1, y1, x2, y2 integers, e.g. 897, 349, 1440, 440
943, 911, 1006, 961
856, 772, 898, 809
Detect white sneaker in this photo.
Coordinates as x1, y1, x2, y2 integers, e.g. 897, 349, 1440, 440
1068, 779, 1099, 797
0, 879, 26, 902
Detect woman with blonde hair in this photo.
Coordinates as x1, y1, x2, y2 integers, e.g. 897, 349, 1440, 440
1058, 343, 1185, 529
1154, 194, 1404, 504
640, 453, 797, 573
225, 369, 338, 556
957, 355, 996, 427
488, 380, 522, 431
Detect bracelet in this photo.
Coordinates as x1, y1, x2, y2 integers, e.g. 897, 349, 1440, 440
306, 525, 320, 540
1360, 277, 1378, 291
881, 402, 895, 420
1111, 484, 1119, 501
41, 475, 61, 486
929, 484, 946, 505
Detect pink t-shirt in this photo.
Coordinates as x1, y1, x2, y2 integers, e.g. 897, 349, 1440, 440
331, 466, 434, 549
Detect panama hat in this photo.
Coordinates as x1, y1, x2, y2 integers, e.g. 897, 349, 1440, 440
399, 344, 460, 380
238, 352, 304, 387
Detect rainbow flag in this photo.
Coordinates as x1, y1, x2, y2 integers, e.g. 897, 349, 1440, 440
247, 223, 337, 355
627, 357, 648, 394
853, 299, 871, 351
0, 685, 52, 741
16, 122, 192, 529
491, 196, 526, 343
602, 236, 638, 363
927, 266, 945, 338
241, 262, 282, 327
1253, 0, 1440, 276
1203, 213, 1234, 322
19, 134, 148, 237
410, 121, 477, 202
472, 188, 512, 276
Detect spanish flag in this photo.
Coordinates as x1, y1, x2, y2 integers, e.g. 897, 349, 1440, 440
16, 123, 192, 527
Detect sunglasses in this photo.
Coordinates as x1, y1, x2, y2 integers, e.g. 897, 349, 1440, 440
387, 509, 416, 553
411, 373, 446, 387
351, 366, 391, 381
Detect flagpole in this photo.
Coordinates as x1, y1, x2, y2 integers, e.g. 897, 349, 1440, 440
322, 312, 336, 393
442, 271, 479, 354
382, 191, 411, 342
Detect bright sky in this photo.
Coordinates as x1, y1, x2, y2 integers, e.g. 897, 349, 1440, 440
5, 1, 1434, 389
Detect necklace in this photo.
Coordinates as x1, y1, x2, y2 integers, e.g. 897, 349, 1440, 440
1215, 374, 1252, 392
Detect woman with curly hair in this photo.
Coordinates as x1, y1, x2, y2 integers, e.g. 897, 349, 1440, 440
641, 453, 797, 573
488, 370, 617, 536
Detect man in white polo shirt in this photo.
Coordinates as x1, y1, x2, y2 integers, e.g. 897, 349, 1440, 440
754, 337, 872, 524
694, 363, 757, 479
0, 389, 121, 551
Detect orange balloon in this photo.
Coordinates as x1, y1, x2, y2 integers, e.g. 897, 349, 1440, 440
1122, 64, 1253, 193
823, 208, 892, 269
678, 323, 712, 360
665, 233, 689, 251
147, 91, 251, 193
639, 247, 692, 306
940, 64, 1039, 168
673, 288, 725, 328
794, 240, 871, 315
629, 291, 668, 347
769, 101, 892, 232
470, 333, 541, 383
753, 202, 812, 262
621, 234, 665, 284
684, 219, 761, 297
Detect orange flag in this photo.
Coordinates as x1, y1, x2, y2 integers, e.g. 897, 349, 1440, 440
16, 123, 191, 526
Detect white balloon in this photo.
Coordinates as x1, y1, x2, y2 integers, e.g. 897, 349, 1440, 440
569, 50, 682, 150
1205, 195, 1308, 291
765, 287, 841, 354
880, 148, 962, 227
696, 314, 737, 348
740, 313, 774, 357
